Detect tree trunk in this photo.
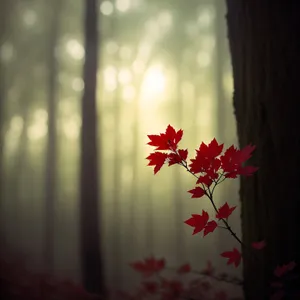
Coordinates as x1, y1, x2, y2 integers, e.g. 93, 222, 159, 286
0, 0, 10, 238
226, 1, 300, 299
79, 0, 105, 295
44, 0, 61, 273
111, 66, 122, 288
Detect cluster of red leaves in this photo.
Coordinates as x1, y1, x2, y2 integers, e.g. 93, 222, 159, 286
130, 257, 165, 278
0, 254, 101, 300
127, 257, 243, 300
146, 125, 259, 268
146, 125, 258, 179
145, 125, 300, 300
270, 261, 299, 300
184, 202, 236, 237
146, 125, 300, 299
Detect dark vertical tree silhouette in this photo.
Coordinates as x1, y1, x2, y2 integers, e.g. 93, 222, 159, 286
10, 87, 30, 247
108, 0, 122, 287
44, 0, 61, 273
111, 48, 122, 291
79, 0, 105, 294
226, 1, 300, 299
0, 0, 10, 236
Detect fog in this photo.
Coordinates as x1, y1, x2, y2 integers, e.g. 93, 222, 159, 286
0, 0, 243, 298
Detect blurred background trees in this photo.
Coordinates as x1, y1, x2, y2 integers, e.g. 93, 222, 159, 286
0, 0, 240, 296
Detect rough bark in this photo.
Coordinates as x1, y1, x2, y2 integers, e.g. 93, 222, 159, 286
44, 0, 61, 273
80, 0, 105, 295
226, 1, 300, 299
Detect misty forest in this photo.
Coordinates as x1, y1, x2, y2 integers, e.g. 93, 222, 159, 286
1, 1, 300, 300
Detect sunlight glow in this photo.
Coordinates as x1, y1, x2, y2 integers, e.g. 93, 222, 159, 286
104, 66, 117, 91
66, 39, 85, 60
10, 116, 24, 134
196, 95, 213, 129
157, 10, 173, 31
0, 43, 14, 62
223, 72, 233, 96
137, 42, 151, 60
103, 114, 114, 130
62, 115, 81, 140
181, 81, 195, 99
132, 60, 146, 74
100, 1, 114, 15
27, 109, 48, 141
71, 78, 84, 91
145, 19, 161, 39
4, 116, 24, 154
186, 22, 198, 38
59, 98, 75, 115
197, 51, 211, 67
118, 68, 132, 85
23, 9, 37, 27
122, 164, 133, 185
122, 85, 136, 102
141, 65, 166, 100
106, 41, 119, 54
201, 36, 216, 51
197, 106, 213, 139
197, 7, 215, 28
116, 0, 131, 12
119, 46, 132, 60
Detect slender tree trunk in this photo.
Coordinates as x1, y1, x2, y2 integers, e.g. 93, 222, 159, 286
80, 0, 105, 295
111, 66, 122, 288
44, 0, 61, 273
0, 0, 10, 238
109, 2, 122, 287
11, 98, 29, 248
226, 1, 300, 299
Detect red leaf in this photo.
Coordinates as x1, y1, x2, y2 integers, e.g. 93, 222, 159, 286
146, 152, 168, 174
251, 240, 266, 250
220, 248, 241, 267
177, 263, 191, 274
147, 125, 183, 151
184, 210, 209, 235
220, 144, 258, 178
203, 220, 218, 236
189, 140, 222, 175
198, 138, 224, 159
167, 149, 188, 166
189, 153, 209, 174
130, 257, 165, 277
274, 261, 296, 277
196, 174, 213, 186
142, 281, 159, 294
161, 279, 183, 299
178, 149, 188, 161
188, 186, 205, 198
237, 144, 256, 163
214, 290, 228, 300
239, 165, 259, 176
216, 202, 236, 219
